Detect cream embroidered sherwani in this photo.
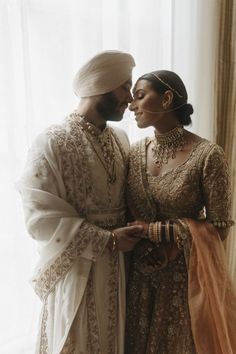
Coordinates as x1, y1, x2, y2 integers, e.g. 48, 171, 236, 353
18, 113, 129, 354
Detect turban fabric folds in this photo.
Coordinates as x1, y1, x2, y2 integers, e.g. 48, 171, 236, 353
73, 50, 135, 98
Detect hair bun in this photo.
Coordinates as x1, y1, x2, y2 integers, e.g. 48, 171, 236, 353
175, 103, 193, 126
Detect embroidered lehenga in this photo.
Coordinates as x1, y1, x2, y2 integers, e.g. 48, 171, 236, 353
125, 136, 236, 354
18, 112, 129, 354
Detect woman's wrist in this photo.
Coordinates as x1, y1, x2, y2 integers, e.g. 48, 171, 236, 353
148, 219, 189, 249
148, 221, 174, 245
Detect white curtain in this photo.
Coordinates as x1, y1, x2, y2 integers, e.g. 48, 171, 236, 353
0, 0, 224, 352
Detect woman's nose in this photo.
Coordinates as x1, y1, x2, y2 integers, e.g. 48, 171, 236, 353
129, 101, 134, 111
129, 99, 136, 111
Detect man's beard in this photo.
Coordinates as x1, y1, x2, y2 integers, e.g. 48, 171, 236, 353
96, 92, 126, 121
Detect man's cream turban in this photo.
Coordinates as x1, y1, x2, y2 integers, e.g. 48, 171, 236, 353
73, 50, 135, 98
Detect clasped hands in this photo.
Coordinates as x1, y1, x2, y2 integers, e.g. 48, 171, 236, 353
112, 220, 180, 262
112, 220, 147, 252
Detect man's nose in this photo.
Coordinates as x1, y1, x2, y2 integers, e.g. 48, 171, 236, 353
127, 91, 133, 103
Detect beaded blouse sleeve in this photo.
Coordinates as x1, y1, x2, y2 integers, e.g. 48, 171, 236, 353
202, 143, 234, 228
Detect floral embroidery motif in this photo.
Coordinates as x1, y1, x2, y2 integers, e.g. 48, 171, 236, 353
127, 139, 157, 222
39, 301, 49, 354
33, 223, 111, 301
46, 114, 128, 213
126, 253, 196, 354
87, 271, 101, 354
107, 252, 119, 354
46, 122, 88, 216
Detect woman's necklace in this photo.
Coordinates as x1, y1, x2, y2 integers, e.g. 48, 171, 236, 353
77, 114, 117, 184
152, 126, 185, 168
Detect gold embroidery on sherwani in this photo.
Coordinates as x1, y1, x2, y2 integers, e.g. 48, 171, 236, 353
77, 114, 117, 184
87, 270, 101, 354
22, 113, 129, 353
33, 223, 111, 301
125, 137, 232, 354
50, 113, 127, 211
39, 300, 49, 354
32, 114, 128, 298
107, 251, 119, 353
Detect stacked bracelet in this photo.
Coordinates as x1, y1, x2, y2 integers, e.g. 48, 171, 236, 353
148, 220, 188, 249
148, 222, 161, 244
148, 221, 174, 244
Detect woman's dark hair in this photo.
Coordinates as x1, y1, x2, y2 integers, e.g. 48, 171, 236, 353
138, 70, 193, 126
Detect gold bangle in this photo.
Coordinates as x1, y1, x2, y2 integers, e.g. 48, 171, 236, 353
157, 221, 161, 243
148, 222, 154, 241
165, 221, 170, 243
111, 232, 117, 252
153, 222, 157, 243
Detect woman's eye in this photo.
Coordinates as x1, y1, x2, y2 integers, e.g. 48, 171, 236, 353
133, 91, 145, 100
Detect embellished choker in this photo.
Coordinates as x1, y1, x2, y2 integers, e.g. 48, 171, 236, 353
152, 126, 185, 168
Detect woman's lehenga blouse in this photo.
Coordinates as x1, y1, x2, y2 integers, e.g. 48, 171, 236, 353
125, 137, 235, 354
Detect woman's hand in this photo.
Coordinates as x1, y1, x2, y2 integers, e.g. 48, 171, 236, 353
128, 220, 181, 262
112, 225, 143, 252
127, 220, 149, 237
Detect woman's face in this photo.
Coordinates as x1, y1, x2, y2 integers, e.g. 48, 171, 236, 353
129, 79, 164, 128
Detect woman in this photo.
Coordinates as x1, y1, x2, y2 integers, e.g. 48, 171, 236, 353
125, 70, 236, 354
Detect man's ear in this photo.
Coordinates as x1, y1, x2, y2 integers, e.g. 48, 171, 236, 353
162, 90, 174, 109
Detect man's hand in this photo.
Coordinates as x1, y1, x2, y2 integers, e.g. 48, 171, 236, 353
112, 225, 143, 252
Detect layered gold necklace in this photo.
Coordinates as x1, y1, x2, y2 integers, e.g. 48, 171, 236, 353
78, 114, 117, 184
152, 126, 185, 168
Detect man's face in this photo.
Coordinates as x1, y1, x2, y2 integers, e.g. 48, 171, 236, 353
96, 79, 133, 121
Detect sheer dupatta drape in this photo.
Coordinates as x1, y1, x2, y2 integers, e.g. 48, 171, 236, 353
186, 220, 236, 354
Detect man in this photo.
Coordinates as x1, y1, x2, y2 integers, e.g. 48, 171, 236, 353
18, 50, 142, 353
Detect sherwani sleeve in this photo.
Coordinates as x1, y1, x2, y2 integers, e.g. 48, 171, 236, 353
18, 131, 111, 268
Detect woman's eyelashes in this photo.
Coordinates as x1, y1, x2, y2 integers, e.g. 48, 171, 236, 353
133, 91, 145, 100
137, 94, 144, 100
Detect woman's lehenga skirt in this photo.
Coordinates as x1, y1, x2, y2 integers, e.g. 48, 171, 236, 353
125, 251, 196, 354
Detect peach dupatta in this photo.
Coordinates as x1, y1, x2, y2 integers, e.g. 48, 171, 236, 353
186, 220, 236, 354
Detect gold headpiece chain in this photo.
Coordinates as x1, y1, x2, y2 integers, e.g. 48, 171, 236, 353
151, 73, 183, 98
